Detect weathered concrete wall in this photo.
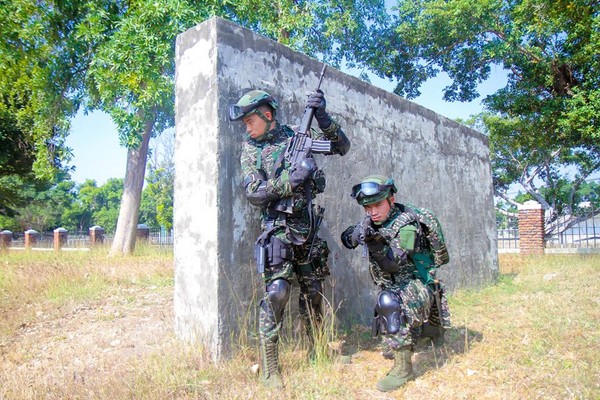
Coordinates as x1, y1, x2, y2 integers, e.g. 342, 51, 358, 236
174, 16, 498, 360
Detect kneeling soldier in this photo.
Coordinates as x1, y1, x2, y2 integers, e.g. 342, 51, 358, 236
341, 175, 451, 392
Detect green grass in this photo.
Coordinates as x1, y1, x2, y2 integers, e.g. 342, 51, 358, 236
1, 252, 599, 399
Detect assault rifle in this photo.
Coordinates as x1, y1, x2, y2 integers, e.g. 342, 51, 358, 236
359, 214, 388, 258
275, 64, 334, 214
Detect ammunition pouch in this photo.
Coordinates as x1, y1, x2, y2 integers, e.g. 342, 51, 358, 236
265, 236, 293, 271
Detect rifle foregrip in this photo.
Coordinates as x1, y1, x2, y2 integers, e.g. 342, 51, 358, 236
311, 140, 333, 154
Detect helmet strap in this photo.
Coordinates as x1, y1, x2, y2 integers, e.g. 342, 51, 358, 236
255, 109, 274, 136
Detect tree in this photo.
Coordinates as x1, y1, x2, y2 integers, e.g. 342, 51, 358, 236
0, 0, 89, 178
90, 178, 124, 234
140, 131, 175, 231
11, 178, 75, 232
0, 0, 77, 216
86, 0, 391, 255
0, 0, 395, 254
364, 0, 600, 234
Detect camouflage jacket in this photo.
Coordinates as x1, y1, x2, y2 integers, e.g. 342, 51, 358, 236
368, 204, 420, 289
240, 120, 348, 242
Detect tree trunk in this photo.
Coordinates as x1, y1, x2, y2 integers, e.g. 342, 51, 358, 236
110, 121, 153, 256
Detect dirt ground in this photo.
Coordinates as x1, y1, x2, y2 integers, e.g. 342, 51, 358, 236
0, 285, 176, 389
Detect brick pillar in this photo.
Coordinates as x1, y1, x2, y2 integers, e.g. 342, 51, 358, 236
1, 230, 12, 250
89, 226, 105, 245
518, 200, 545, 255
137, 224, 150, 241
53, 227, 68, 251
24, 229, 38, 249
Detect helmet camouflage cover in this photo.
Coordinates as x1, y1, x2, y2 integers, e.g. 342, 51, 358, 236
228, 90, 278, 121
351, 175, 397, 206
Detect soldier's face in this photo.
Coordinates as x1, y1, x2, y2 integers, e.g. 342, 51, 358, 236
363, 196, 394, 223
242, 111, 273, 139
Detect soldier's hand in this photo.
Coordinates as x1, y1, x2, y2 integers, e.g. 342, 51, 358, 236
341, 225, 359, 249
306, 90, 331, 129
362, 225, 377, 242
289, 156, 316, 189
351, 223, 365, 247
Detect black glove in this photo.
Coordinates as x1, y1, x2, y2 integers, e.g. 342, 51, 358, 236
341, 225, 358, 249
363, 226, 387, 253
289, 156, 316, 189
306, 89, 331, 129
365, 238, 386, 253
362, 225, 377, 242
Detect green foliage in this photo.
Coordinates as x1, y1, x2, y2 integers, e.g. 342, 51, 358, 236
140, 167, 173, 230
84, 0, 206, 147
0, 176, 124, 234
373, 0, 600, 221
0, 0, 85, 180
139, 132, 174, 230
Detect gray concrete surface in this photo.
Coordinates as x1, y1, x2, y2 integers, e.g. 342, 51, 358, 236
174, 17, 498, 360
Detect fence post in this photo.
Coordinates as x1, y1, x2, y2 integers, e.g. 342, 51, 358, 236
53, 227, 68, 251
518, 200, 545, 255
89, 226, 105, 245
1, 230, 12, 251
24, 229, 38, 250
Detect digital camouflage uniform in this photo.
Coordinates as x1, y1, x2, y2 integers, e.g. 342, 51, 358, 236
241, 120, 345, 336
238, 89, 349, 388
366, 204, 451, 350
341, 175, 451, 392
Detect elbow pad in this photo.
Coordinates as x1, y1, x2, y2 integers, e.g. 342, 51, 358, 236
321, 123, 350, 156
246, 181, 279, 207
334, 131, 351, 156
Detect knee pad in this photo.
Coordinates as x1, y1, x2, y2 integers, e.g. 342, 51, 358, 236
373, 290, 404, 335
262, 279, 291, 322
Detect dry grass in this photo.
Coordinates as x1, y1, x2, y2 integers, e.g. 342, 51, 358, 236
1, 251, 599, 399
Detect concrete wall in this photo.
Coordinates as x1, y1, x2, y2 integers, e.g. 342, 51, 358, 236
174, 16, 498, 360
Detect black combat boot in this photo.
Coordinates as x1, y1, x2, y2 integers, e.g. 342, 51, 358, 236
376, 346, 415, 392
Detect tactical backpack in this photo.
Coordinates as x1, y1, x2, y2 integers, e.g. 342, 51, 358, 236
400, 204, 449, 285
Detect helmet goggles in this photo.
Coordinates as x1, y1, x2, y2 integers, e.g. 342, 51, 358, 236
228, 96, 276, 121
351, 182, 393, 201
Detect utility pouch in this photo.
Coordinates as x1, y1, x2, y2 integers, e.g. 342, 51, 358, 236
266, 236, 292, 270
254, 242, 267, 274
255, 222, 276, 274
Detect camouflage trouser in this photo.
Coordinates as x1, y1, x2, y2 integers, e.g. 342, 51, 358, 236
381, 279, 433, 349
258, 231, 330, 345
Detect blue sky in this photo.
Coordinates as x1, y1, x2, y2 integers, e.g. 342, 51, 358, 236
65, 66, 508, 185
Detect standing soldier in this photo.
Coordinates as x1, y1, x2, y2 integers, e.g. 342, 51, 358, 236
341, 175, 451, 392
229, 87, 350, 389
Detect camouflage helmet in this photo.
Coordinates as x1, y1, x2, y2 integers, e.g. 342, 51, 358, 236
228, 90, 278, 121
351, 175, 397, 206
